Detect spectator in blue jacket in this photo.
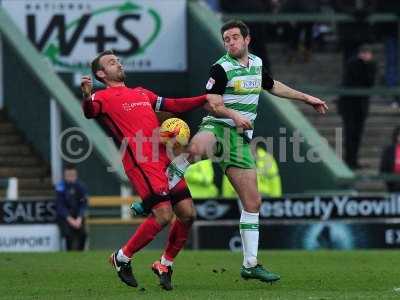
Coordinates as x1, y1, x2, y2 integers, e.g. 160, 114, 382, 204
55, 165, 88, 251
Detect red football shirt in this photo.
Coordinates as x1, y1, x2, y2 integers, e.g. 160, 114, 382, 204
82, 86, 206, 168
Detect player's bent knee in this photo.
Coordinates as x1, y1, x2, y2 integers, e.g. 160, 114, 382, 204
242, 195, 262, 213
154, 212, 174, 226
153, 205, 174, 226
178, 210, 196, 225
188, 143, 205, 161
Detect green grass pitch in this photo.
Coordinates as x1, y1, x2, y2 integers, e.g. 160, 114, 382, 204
1, 250, 400, 299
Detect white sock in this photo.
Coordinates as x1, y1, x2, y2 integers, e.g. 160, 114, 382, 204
161, 255, 174, 267
240, 210, 259, 268
117, 248, 130, 263
166, 153, 190, 189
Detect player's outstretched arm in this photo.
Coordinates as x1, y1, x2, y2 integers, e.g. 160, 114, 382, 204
159, 94, 245, 122
81, 75, 101, 118
143, 88, 208, 113
205, 94, 252, 130
269, 80, 328, 114
160, 95, 208, 113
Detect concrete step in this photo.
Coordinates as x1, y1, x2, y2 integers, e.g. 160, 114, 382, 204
359, 157, 381, 169
299, 103, 400, 115
0, 166, 49, 178
0, 188, 54, 198
305, 116, 400, 127
0, 111, 56, 197
317, 133, 392, 146
354, 180, 386, 192
358, 147, 384, 157
318, 126, 397, 136
353, 167, 387, 192
0, 156, 41, 167
0, 145, 32, 155
305, 111, 400, 120
18, 177, 53, 189
310, 122, 400, 130
16, 190, 55, 198
0, 135, 23, 145
269, 42, 385, 88
268, 43, 389, 192
0, 123, 17, 134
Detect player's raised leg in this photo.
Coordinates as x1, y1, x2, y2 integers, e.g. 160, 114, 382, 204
226, 167, 280, 283
167, 131, 217, 189
133, 131, 217, 216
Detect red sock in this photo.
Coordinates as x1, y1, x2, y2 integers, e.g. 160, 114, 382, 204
163, 218, 191, 261
122, 216, 162, 257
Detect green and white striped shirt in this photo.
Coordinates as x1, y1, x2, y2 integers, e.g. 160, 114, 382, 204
204, 53, 274, 140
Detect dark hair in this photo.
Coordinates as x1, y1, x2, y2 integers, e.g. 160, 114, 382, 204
220, 20, 250, 39
91, 50, 114, 83
64, 164, 77, 171
358, 44, 373, 54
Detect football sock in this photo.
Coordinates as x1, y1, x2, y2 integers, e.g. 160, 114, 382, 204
161, 255, 174, 267
162, 218, 191, 264
240, 210, 259, 268
166, 154, 190, 189
117, 248, 130, 263
122, 216, 162, 258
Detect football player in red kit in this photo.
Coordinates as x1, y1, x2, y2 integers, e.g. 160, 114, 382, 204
81, 50, 210, 290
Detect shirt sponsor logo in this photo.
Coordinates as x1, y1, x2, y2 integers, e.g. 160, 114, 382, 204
122, 102, 151, 111
206, 77, 215, 90
243, 79, 261, 89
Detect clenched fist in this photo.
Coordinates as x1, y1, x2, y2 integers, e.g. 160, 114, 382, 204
81, 75, 92, 98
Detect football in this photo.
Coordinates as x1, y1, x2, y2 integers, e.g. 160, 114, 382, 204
159, 118, 190, 147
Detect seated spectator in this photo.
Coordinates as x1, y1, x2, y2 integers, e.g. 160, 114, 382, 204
380, 126, 400, 193
55, 165, 88, 251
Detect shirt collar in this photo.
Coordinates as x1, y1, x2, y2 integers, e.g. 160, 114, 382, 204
227, 53, 253, 68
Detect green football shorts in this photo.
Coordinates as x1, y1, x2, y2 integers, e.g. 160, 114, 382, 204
199, 120, 255, 173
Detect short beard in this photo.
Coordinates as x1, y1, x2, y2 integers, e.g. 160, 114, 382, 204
231, 47, 246, 60
117, 71, 125, 82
